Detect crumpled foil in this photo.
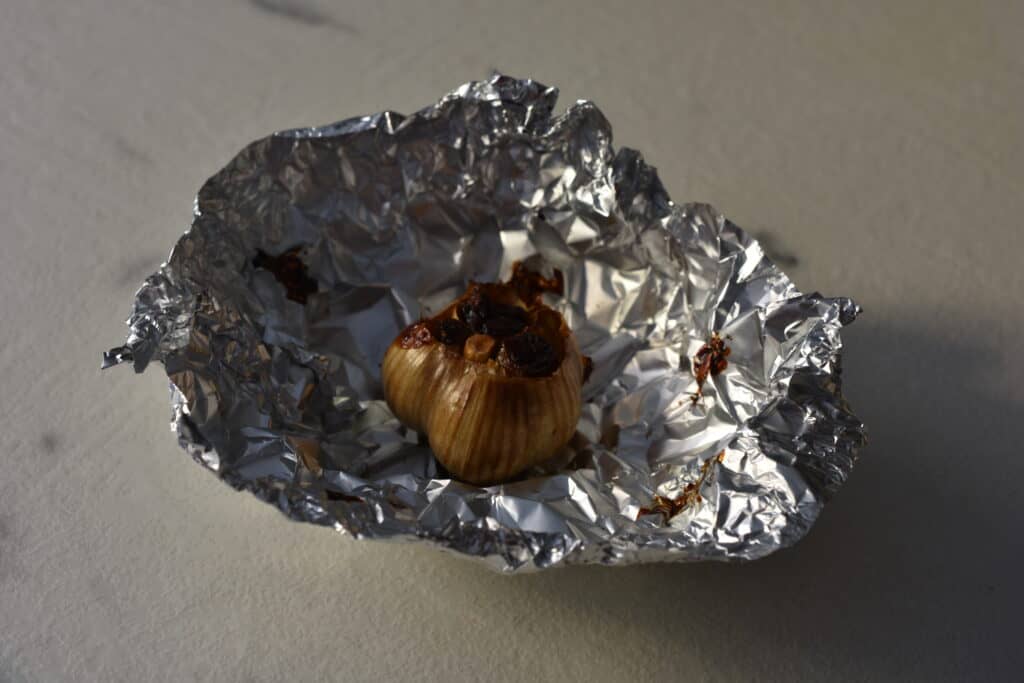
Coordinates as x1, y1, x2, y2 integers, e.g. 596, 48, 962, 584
104, 75, 865, 572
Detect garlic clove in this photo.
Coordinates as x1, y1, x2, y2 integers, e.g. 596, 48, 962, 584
381, 331, 584, 484
463, 334, 496, 362
380, 267, 588, 484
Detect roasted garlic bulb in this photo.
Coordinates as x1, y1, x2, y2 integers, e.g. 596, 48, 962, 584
381, 264, 590, 484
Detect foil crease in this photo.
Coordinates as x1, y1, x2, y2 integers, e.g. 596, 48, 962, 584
104, 75, 865, 571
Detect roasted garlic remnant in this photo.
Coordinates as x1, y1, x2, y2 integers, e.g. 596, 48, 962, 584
381, 264, 589, 484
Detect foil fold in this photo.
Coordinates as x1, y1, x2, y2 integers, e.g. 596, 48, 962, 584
104, 75, 865, 571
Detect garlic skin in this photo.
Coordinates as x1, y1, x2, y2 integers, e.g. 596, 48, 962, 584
382, 331, 585, 484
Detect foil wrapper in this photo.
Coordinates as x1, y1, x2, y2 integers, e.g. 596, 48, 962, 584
104, 75, 865, 571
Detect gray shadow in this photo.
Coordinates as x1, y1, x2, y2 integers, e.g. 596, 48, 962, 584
114, 254, 164, 289
505, 316, 1023, 680
751, 229, 800, 268
247, 0, 359, 34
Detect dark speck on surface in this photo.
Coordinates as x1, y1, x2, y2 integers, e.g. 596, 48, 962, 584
0, 514, 13, 582
86, 576, 118, 612
248, 0, 359, 33
39, 431, 60, 454
110, 134, 153, 166
752, 230, 800, 268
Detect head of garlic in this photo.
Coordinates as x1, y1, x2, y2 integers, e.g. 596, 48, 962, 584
381, 267, 589, 484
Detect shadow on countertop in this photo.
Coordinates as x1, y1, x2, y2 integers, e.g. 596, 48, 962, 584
367, 314, 1019, 681
504, 315, 1022, 680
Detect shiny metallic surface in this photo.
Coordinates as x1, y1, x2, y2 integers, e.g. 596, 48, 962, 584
104, 75, 865, 571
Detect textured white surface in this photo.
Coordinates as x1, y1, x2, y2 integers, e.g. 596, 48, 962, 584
2, 1, 1022, 681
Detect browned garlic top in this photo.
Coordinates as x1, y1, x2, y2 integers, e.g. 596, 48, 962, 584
397, 263, 580, 378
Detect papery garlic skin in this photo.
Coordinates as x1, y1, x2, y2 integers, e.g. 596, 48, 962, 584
382, 334, 584, 484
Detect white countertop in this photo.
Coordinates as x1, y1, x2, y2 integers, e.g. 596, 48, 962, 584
3, 1, 1022, 680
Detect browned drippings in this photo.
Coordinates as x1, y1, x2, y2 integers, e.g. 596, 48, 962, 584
600, 423, 620, 450
393, 263, 585, 379
288, 436, 321, 475
325, 490, 363, 503
509, 260, 564, 305
690, 332, 731, 403
252, 248, 319, 304
398, 322, 434, 349
637, 451, 725, 522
